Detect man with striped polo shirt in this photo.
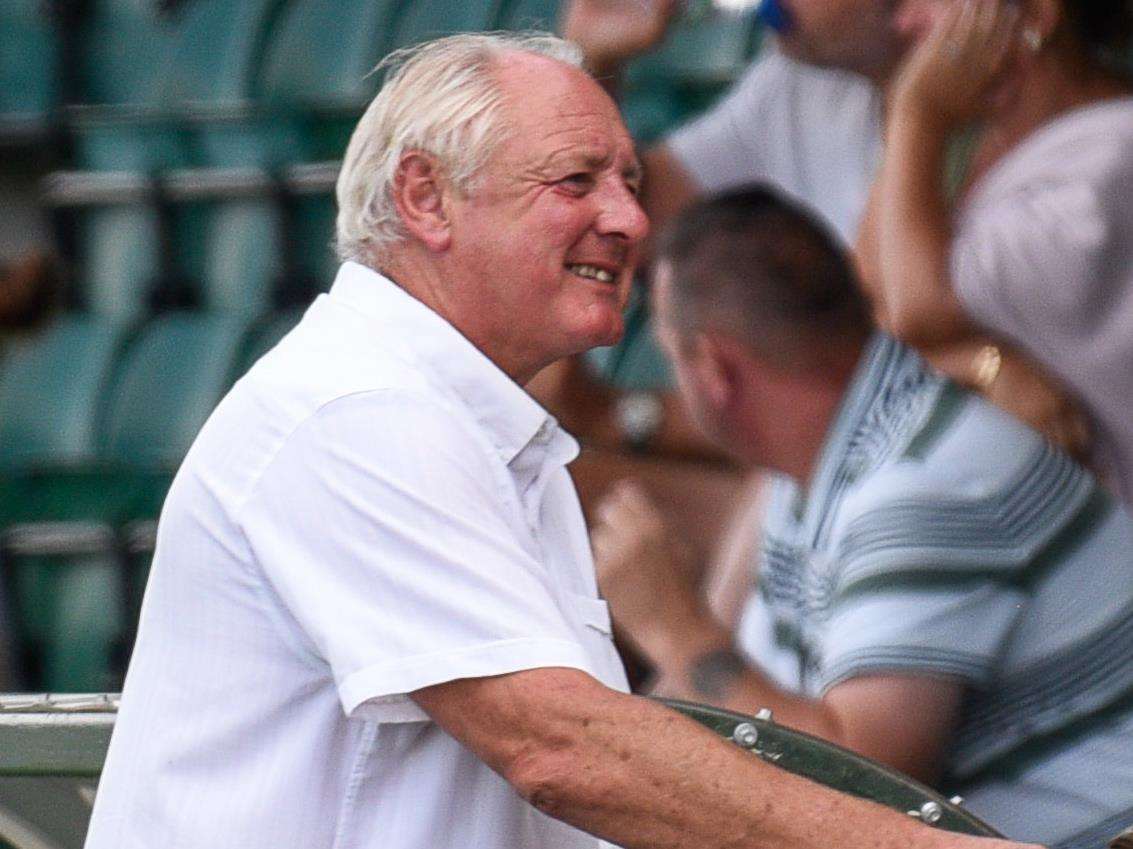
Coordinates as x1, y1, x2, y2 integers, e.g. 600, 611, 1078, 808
592, 186, 1133, 849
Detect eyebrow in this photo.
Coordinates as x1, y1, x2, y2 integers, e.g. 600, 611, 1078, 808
545, 148, 641, 178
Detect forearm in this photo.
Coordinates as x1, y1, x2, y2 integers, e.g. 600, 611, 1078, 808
877, 107, 973, 346
502, 678, 1017, 849
416, 668, 1029, 849
641, 615, 842, 743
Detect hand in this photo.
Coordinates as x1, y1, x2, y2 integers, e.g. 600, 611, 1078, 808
891, 0, 1020, 132
561, 0, 681, 76
984, 347, 1093, 464
590, 480, 702, 661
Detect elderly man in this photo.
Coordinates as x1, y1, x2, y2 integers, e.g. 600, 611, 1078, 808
84, 33, 1031, 849
592, 185, 1133, 848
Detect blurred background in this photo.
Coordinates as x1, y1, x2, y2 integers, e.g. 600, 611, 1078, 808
0, 0, 763, 696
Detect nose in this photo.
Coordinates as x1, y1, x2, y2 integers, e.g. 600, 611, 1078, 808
595, 178, 650, 246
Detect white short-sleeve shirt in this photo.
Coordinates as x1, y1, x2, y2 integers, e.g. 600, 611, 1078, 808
665, 45, 882, 245
84, 262, 629, 849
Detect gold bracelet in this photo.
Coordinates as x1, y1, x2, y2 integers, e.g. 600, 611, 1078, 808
971, 344, 1002, 390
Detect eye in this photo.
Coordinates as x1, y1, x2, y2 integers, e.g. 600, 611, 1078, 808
557, 172, 594, 195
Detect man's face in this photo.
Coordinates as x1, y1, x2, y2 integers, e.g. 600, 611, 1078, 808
776, 0, 907, 80
443, 54, 647, 380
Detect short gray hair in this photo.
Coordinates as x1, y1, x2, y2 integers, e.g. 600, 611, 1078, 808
657, 185, 872, 373
335, 31, 584, 267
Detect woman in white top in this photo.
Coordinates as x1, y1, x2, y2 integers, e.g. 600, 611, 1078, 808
860, 0, 1133, 501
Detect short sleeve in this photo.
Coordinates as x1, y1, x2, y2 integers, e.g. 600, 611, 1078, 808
664, 53, 778, 193
817, 482, 1061, 691
238, 390, 594, 724
819, 583, 1027, 692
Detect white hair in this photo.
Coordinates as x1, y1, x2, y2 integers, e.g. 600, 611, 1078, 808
335, 31, 584, 267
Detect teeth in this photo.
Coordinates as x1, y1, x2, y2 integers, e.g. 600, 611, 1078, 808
568, 264, 615, 283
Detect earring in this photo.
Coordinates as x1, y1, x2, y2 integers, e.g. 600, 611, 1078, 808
1023, 28, 1043, 52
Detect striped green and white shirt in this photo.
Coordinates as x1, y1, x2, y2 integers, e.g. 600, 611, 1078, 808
737, 334, 1133, 848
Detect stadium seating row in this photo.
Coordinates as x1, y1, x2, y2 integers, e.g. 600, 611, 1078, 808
45, 164, 337, 321
0, 308, 301, 692
3, 0, 759, 159
38, 0, 760, 321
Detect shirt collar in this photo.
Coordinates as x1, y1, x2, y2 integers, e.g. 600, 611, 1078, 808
326, 262, 577, 467
797, 333, 908, 531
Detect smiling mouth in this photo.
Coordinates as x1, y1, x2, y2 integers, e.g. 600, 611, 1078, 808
566, 263, 616, 284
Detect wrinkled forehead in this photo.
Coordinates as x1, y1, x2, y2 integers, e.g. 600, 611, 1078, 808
492, 54, 639, 168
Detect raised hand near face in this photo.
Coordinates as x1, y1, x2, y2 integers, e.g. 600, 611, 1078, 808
892, 0, 1021, 131
561, 0, 683, 77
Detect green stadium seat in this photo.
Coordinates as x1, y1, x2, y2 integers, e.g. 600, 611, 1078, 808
385, 0, 503, 51
1, 314, 253, 691
43, 172, 164, 323
0, 313, 250, 536
99, 312, 251, 467
0, 316, 128, 472
621, 9, 761, 142
71, 0, 288, 171
80, 203, 162, 322
633, 9, 761, 87
0, 0, 59, 142
199, 0, 400, 167
239, 309, 304, 374
75, 0, 176, 108
160, 0, 290, 108
199, 198, 283, 318
8, 553, 125, 692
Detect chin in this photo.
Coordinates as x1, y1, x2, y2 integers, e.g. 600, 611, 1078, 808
591, 312, 626, 350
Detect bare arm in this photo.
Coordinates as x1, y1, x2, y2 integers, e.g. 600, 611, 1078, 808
561, 0, 681, 82
875, 108, 972, 346
702, 471, 770, 631
591, 482, 965, 784
874, 0, 1019, 347
412, 666, 1015, 849
645, 619, 965, 784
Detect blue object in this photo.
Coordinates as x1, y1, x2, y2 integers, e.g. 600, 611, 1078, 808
756, 0, 793, 33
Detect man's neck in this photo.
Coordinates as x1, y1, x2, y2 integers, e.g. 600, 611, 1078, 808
737, 345, 864, 489
770, 374, 852, 488
378, 251, 541, 384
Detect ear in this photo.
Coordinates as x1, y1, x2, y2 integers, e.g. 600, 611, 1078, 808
391, 151, 452, 253
691, 332, 740, 412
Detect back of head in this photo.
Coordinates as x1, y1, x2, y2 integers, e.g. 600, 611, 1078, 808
655, 185, 872, 374
335, 32, 583, 268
